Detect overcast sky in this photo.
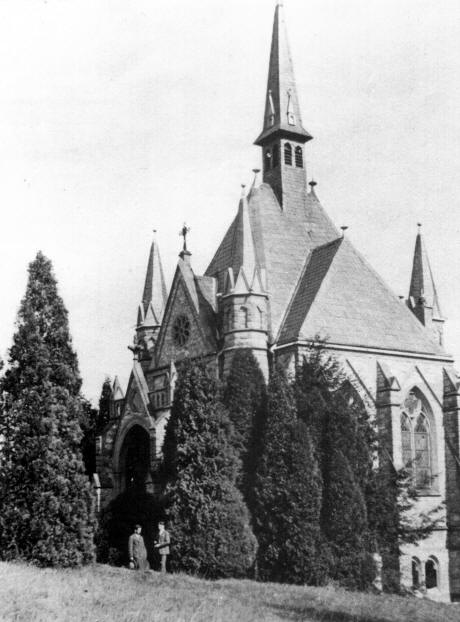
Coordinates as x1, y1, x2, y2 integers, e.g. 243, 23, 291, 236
1, 0, 460, 402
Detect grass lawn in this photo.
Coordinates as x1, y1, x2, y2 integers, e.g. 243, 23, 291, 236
0, 561, 458, 622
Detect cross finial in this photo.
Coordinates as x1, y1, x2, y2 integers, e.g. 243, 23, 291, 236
179, 223, 190, 252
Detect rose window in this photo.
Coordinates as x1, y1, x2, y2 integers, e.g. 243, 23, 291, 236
173, 315, 191, 347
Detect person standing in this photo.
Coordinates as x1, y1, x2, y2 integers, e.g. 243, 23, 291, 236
154, 521, 170, 573
128, 524, 150, 570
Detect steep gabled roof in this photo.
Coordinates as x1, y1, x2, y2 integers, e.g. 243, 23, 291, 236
279, 237, 445, 355
205, 183, 338, 338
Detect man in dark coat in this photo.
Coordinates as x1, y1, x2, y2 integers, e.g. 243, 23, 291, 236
128, 524, 150, 570
154, 521, 170, 573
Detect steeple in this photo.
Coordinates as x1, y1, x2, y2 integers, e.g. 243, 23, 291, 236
407, 224, 444, 346
254, 3, 312, 210
136, 232, 167, 358
255, 3, 312, 147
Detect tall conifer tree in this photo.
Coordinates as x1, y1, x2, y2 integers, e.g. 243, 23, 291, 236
0, 252, 95, 566
295, 347, 375, 589
252, 367, 326, 585
162, 360, 257, 578
223, 350, 266, 499
97, 376, 112, 434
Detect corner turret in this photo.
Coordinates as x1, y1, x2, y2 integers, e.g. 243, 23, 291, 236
135, 231, 167, 360
407, 224, 444, 346
220, 187, 269, 379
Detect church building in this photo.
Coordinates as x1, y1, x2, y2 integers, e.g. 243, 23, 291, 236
96, 3, 460, 601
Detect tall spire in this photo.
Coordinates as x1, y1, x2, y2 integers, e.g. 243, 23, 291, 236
255, 3, 312, 146
138, 231, 167, 328
407, 224, 444, 345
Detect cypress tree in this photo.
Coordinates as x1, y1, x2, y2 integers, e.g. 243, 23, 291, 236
223, 350, 266, 498
97, 376, 112, 434
80, 398, 98, 478
162, 359, 257, 579
0, 252, 95, 566
295, 347, 375, 589
252, 367, 327, 585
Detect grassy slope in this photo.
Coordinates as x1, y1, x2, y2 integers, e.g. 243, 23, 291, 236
0, 562, 458, 622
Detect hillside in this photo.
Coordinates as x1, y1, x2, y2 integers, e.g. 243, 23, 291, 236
0, 562, 458, 622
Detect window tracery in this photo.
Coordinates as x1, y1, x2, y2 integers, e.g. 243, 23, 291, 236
400, 391, 434, 490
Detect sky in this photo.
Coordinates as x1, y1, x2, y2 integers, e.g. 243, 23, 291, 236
1, 0, 460, 403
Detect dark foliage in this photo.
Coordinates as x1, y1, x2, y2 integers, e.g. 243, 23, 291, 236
162, 359, 257, 579
97, 377, 112, 434
0, 252, 95, 566
223, 350, 266, 498
95, 488, 165, 568
252, 366, 328, 585
295, 346, 376, 590
80, 398, 98, 479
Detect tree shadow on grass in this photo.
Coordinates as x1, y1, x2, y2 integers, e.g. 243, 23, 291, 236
266, 601, 391, 622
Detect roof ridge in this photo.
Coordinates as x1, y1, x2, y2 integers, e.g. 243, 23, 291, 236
275, 236, 343, 343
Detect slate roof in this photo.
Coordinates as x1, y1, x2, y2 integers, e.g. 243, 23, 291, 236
206, 183, 339, 338
278, 237, 444, 355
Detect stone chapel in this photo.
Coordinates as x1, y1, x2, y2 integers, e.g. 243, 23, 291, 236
96, 3, 460, 601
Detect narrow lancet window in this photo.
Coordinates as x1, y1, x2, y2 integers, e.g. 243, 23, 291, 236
284, 142, 292, 165
414, 414, 431, 488
295, 146, 303, 168
401, 414, 412, 468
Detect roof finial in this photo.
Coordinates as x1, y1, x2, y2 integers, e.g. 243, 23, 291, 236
179, 223, 190, 253
252, 168, 261, 186
241, 184, 246, 197
340, 226, 348, 237
417, 222, 422, 232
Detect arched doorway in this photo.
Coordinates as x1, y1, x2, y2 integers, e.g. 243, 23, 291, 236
119, 425, 152, 493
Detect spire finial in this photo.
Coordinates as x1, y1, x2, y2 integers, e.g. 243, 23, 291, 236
252, 168, 261, 186
340, 226, 348, 237
179, 223, 191, 253
417, 222, 422, 232
241, 184, 246, 197
254, 2, 312, 147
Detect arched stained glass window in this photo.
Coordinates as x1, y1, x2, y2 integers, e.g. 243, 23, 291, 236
284, 142, 292, 165
401, 414, 412, 468
295, 146, 303, 168
400, 391, 434, 490
414, 414, 431, 488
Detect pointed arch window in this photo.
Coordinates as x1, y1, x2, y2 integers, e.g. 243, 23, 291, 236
414, 414, 431, 489
284, 142, 292, 166
411, 557, 422, 588
401, 414, 412, 468
425, 557, 439, 589
295, 146, 303, 168
240, 306, 249, 329
272, 144, 279, 168
257, 306, 264, 329
400, 391, 434, 490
